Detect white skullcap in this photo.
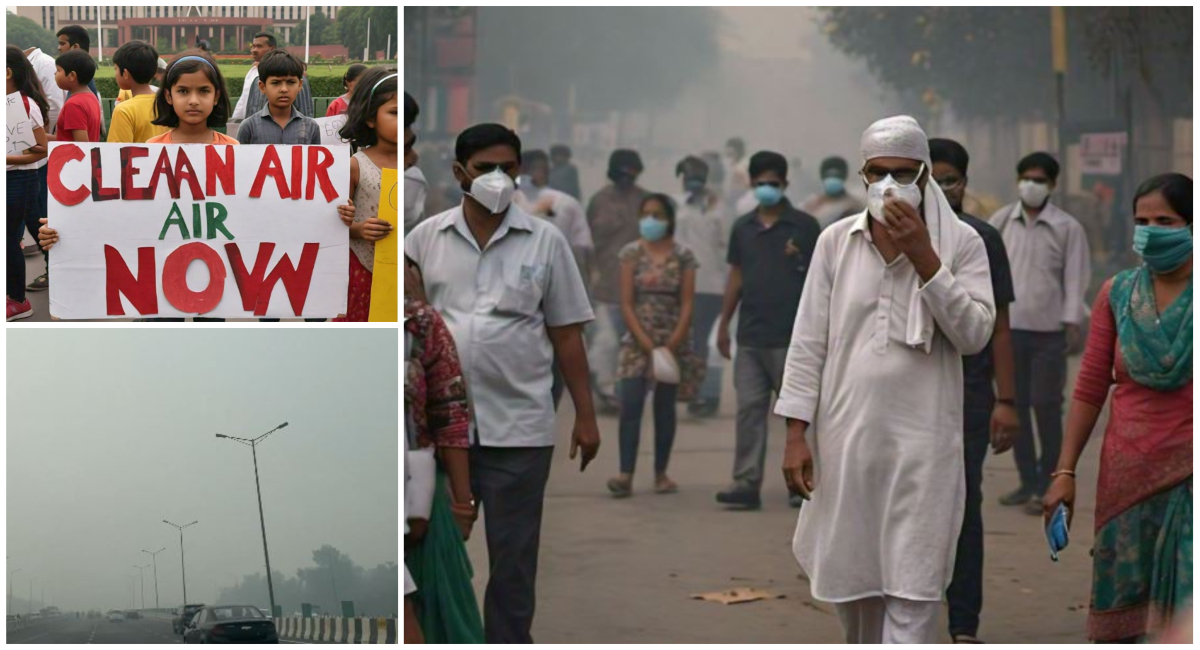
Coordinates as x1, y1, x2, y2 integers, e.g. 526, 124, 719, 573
860, 115, 930, 167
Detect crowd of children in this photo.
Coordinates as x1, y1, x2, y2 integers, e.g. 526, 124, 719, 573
5, 38, 398, 322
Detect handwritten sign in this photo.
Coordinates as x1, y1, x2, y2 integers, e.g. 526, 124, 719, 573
368, 167, 399, 322
47, 143, 350, 319
6, 92, 36, 156
312, 115, 349, 146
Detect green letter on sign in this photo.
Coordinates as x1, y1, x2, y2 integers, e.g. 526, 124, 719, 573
206, 202, 234, 240
159, 202, 191, 240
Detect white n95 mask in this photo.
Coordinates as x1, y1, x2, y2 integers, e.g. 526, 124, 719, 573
1017, 179, 1051, 208
867, 175, 922, 223
467, 169, 516, 214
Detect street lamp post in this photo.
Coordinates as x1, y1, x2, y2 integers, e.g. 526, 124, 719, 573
163, 520, 198, 607
133, 564, 149, 610
216, 422, 288, 617
8, 567, 20, 615
141, 548, 166, 610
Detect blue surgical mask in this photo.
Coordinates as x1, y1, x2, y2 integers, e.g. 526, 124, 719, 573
640, 216, 669, 242
754, 184, 783, 207
684, 177, 706, 195
823, 176, 845, 196
1133, 225, 1192, 273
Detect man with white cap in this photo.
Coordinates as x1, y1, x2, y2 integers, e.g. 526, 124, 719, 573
774, 116, 996, 643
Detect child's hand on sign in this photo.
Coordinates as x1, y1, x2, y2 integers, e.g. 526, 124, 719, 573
352, 218, 393, 242
337, 198, 355, 227
37, 218, 59, 251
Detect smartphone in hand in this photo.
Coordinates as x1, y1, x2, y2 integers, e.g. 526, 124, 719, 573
1046, 503, 1070, 561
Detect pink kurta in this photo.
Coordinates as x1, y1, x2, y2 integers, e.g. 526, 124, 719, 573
1072, 280, 1193, 532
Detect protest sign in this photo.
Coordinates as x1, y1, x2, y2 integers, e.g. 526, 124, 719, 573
368, 167, 399, 322
313, 114, 349, 146
6, 92, 37, 156
46, 142, 350, 319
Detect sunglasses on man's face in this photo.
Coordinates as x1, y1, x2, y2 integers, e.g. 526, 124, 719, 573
860, 163, 925, 186
934, 176, 964, 191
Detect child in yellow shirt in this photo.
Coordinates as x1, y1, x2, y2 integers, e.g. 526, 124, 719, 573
107, 41, 167, 143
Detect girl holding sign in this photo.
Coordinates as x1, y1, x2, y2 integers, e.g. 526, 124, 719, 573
146, 50, 239, 146
6, 45, 51, 321
334, 67, 398, 322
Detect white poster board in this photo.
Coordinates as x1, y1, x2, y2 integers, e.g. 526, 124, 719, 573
1079, 132, 1127, 176
6, 92, 37, 155
47, 142, 350, 319
312, 115, 349, 146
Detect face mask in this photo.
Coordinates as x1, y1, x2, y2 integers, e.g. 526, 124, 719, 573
866, 175, 922, 222
463, 168, 515, 214
823, 176, 845, 196
1018, 179, 1051, 208
684, 177, 706, 194
1133, 225, 1193, 273
754, 184, 783, 207
639, 216, 669, 242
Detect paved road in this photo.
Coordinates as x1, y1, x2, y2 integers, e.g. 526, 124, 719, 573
7, 616, 182, 644
6, 615, 316, 644
463, 356, 1101, 643
16, 244, 312, 323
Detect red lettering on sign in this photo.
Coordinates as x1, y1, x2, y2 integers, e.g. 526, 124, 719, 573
120, 147, 151, 200
161, 242, 226, 314
104, 245, 158, 315
290, 146, 303, 201
225, 242, 319, 316
249, 145, 290, 199
47, 144, 88, 206
306, 146, 337, 202
172, 149, 204, 200
90, 148, 120, 201
147, 148, 178, 199
206, 145, 235, 197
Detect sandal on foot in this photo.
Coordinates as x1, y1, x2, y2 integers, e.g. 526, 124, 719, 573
607, 476, 633, 498
654, 476, 678, 494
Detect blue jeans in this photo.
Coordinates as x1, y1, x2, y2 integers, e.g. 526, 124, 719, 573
691, 293, 724, 406
617, 377, 678, 475
7, 170, 39, 302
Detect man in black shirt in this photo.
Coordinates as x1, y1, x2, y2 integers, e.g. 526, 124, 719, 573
714, 151, 821, 510
930, 138, 1020, 643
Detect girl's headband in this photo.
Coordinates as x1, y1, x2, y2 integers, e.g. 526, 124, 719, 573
170, 56, 217, 73
368, 73, 398, 103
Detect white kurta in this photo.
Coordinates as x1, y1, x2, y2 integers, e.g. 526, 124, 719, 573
774, 210, 995, 603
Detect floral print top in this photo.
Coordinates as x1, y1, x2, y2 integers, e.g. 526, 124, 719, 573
404, 297, 470, 449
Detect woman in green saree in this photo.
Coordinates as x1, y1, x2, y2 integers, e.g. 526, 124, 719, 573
1044, 173, 1192, 642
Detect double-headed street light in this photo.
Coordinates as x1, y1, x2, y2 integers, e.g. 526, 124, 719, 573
133, 564, 150, 610
163, 520, 198, 607
216, 421, 288, 617
141, 548, 165, 610
8, 567, 21, 616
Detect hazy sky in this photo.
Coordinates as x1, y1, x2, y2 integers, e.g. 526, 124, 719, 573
6, 328, 398, 613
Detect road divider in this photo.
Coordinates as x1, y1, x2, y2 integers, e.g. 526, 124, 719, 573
274, 616, 397, 643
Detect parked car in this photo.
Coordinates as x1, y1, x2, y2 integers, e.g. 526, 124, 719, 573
183, 605, 278, 644
173, 604, 205, 635
106, 611, 125, 622
125, 610, 141, 620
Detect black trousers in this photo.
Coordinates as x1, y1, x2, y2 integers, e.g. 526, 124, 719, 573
470, 444, 554, 644
1011, 330, 1067, 495
947, 403, 992, 637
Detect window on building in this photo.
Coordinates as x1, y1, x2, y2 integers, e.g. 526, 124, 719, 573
68, 6, 73, 20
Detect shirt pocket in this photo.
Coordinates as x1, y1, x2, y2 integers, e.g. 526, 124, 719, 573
495, 264, 546, 317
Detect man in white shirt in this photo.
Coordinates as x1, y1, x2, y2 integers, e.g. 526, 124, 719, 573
405, 123, 599, 643
23, 47, 65, 134
775, 116, 995, 643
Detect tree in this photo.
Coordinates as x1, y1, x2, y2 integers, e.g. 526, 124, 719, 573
289, 10, 333, 47
334, 6, 398, 60
818, 8, 1056, 123
7, 14, 58, 54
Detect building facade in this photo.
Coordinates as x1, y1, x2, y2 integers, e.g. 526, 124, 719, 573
14, 6, 341, 54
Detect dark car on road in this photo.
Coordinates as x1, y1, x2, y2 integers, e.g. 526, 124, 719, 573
173, 603, 205, 635
183, 605, 278, 644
